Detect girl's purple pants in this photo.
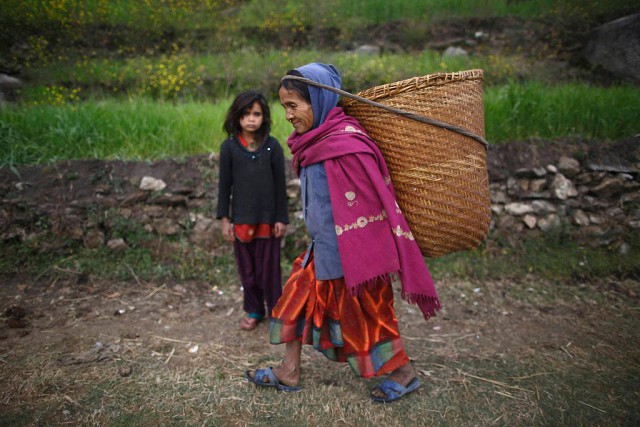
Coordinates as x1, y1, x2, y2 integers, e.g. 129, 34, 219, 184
233, 237, 283, 318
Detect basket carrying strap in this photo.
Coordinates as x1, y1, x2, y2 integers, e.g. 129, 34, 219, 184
281, 75, 489, 149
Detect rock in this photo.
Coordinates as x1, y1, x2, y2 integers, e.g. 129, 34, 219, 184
140, 176, 167, 191
498, 214, 521, 231
530, 200, 556, 214
505, 203, 533, 215
605, 207, 626, 222
442, 46, 468, 58
622, 191, 640, 204
523, 214, 537, 229
287, 178, 301, 199
490, 189, 507, 204
107, 238, 128, 251
618, 173, 635, 181
572, 209, 590, 226
588, 213, 603, 224
591, 177, 626, 197
120, 191, 149, 207
142, 205, 165, 218
529, 178, 547, 193
120, 208, 133, 219
588, 164, 637, 174
119, 365, 133, 377
189, 214, 216, 247
55, 222, 84, 240
619, 242, 631, 255
583, 225, 608, 236
153, 218, 181, 235
557, 156, 581, 177
150, 194, 187, 207
517, 178, 530, 191
583, 13, 640, 82
171, 185, 194, 195
94, 184, 111, 195
474, 31, 488, 40
84, 229, 105, 249
550, 173, 578, 200
354, 44, 381, 55
538, 214, 560, 232
192, 213, 214, 231
0, 73, 22, 88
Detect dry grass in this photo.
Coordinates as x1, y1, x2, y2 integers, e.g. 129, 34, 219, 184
1, 274, 639, 426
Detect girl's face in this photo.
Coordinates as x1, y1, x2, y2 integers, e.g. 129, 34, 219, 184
279, 87, 314, 135
239, 101, 264, 135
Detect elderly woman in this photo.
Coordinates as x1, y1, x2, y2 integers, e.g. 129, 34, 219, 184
245, 63, 440, 403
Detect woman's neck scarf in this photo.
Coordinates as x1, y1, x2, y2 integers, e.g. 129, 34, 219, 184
288, 107, 440, 320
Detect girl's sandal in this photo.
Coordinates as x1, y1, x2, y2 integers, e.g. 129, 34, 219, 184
239, 317, 260, 330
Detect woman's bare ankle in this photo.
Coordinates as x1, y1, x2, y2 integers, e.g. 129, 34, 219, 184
273, 362, 300, 386
388, 363, 415, 386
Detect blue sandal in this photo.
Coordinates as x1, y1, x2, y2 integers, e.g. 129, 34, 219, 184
371, 377, 421, 403
245, 367, 302, 392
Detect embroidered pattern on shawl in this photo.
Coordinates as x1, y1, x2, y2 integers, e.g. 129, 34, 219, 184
288, 107, 440, 319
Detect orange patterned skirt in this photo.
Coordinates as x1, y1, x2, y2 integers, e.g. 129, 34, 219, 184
269, 251, 409, 378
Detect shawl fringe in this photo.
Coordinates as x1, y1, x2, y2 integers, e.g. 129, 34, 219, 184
402, 291, 442, 320
350, 273, 394, 297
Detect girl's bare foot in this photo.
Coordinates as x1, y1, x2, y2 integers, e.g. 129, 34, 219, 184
239, 317, 259, 330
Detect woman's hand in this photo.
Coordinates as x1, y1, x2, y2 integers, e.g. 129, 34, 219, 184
274, 222, 287, 238
220, 217, 235, 242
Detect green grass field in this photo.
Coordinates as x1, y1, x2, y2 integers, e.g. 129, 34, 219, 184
2, 82, 639, 166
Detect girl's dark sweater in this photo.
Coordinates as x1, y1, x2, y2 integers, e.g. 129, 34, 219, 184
216, 135, 289, 225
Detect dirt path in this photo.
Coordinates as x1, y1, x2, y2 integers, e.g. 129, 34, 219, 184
1, 270, 638, 425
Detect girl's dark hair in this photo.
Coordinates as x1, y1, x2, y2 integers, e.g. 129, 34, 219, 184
223, 90, 271, 142
280, 70, 311, 105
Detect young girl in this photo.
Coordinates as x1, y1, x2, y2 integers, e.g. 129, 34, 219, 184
216, 90, 289, 331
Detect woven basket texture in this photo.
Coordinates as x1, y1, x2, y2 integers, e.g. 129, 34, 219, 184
340, 69, 491, 257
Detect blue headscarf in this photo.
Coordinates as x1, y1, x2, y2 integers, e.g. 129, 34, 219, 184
295, 63, 342, 129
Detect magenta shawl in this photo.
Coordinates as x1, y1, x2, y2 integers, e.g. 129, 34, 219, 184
288, 107, 440, 320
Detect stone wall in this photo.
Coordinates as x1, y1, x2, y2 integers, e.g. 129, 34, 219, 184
489, 155, 639, 253
1, 143, 639, 255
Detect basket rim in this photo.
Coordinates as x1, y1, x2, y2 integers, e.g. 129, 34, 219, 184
341, 69, 484, 104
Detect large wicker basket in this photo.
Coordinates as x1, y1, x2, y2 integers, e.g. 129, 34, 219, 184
339, 69, 491, 257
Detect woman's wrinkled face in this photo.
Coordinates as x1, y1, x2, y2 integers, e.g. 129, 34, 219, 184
279, 86, 314, 134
